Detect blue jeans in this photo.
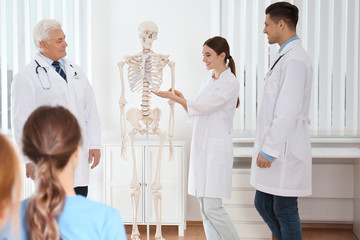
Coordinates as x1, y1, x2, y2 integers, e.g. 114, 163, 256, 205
254, 190, 302, 240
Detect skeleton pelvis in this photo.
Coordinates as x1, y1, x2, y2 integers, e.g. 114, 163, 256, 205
126, 107, 162, 132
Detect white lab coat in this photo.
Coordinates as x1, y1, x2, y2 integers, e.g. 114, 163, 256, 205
11, 53, 101, 187
187, 68, 239, 199
250, 39, 312, 197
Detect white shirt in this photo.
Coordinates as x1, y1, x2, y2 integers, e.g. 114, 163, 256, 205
187, 68, 239, 199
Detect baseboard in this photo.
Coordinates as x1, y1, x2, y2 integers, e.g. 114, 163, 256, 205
186, 221, 353, 230
125, 221, 353, 233
301, 223, 353, 230
186, 221, 203, 227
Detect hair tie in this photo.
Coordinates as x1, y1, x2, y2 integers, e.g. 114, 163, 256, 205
228, 55, 232, 60
39, 154, 53, 159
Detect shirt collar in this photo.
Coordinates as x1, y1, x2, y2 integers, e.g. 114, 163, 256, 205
37, 52, 65, 68
212, 68, 230, 80
279, 35, 299, 53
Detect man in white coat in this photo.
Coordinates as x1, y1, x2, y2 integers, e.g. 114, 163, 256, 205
11, 19, 101, 197
250, 2, 312, 239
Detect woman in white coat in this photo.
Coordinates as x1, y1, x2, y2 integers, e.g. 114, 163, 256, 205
153, 36, 240, 240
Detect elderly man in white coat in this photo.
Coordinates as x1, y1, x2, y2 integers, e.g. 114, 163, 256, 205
250, 2, 312, 240
11, 19, 101, 197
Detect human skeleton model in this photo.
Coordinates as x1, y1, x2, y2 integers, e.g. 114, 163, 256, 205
118, 21, 175, 240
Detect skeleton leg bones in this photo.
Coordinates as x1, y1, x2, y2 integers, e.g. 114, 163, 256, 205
128, 129, 141, 240
152, 130, 167, 240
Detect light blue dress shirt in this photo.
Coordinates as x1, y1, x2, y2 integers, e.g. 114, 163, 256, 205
279, 35, 299, 53
38, 53, 66, 72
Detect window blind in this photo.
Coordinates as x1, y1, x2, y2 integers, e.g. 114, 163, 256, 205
0, 0, 92, 133
0, 0, 92, 199
214, 0, 360, 137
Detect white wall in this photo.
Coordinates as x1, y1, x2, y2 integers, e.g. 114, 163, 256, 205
89, 0, 214, 221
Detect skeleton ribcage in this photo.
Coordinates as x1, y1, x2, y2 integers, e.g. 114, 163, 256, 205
126, 54, 169, 118
126, 54, 167, 92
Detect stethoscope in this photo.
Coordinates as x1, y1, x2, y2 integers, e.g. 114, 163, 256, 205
265, 54, 284, 79
265, 46, 296, 79
35, 60, 80, 90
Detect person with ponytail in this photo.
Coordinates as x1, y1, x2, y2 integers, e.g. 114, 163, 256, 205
20, 106, 126, 240
0, 134, 21, 239
153, 36, 240, 239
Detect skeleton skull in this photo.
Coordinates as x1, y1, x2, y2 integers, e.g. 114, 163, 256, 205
138, 21, 158, 50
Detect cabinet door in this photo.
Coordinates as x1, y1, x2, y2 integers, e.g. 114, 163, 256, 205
105, 145, 144, 223
145, 146, 183, 224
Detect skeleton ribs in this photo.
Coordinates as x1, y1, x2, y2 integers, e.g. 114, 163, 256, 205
126, 53, 169, 121
118, 21, 175, 240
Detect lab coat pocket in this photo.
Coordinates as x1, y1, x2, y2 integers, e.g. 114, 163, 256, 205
207, 138, 228, 164
264, 73, 279, 94
73, 83, 87, 107
284, 142, 288, 156
206, 138, 230, 196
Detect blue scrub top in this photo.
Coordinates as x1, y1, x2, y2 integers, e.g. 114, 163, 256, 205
20, 195, 126, 240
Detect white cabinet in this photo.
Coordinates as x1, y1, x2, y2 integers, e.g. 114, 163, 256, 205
223, 167, 272, 240
231, 137, 360, 239
104, 141, 185, 236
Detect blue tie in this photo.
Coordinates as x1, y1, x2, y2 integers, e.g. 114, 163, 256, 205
52, 61, 67, 82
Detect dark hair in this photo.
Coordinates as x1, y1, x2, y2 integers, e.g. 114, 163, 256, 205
204, 36, 236, 76
22, 105, 81, 240
203, 36, 240, 108
265, 2, 299, 30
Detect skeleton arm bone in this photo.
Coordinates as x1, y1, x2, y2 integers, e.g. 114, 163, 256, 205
118, 61, 128, 160
168, 61, 176, 161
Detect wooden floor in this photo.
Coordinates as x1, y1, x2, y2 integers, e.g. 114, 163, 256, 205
125, 223, 359, 240
125, 225, 205, 240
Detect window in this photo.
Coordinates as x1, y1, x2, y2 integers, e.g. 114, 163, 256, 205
213, 0, 360, 137
0, 0, 92, 133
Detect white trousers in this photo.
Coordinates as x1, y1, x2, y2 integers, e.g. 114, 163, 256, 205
198, 197, 240, 240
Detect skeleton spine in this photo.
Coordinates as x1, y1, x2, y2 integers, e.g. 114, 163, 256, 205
141, 79, 151, 117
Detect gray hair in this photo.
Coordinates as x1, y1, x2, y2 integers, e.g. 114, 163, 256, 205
33, 19, 62, 51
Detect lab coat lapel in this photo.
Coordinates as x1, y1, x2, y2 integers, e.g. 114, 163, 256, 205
280, 39, 300, 56
196, 70, 226, 101
265, 39, 300, 81
34, 54, 68, 83
34, 54, 51, 72
63, 58, 76, 82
